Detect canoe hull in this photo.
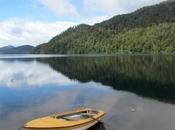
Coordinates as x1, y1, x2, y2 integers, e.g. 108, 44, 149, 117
24, 120, 98, 130
24, 108, 105, 130
72, 120, 98, 130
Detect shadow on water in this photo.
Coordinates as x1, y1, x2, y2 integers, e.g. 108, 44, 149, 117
37, 55, 175, 104
88, 122, 106, 130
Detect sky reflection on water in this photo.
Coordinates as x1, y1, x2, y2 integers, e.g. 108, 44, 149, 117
0, 60, 75, 88
0, 56, 175, 130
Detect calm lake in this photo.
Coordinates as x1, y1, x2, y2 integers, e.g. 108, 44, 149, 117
0, 55, 175, 130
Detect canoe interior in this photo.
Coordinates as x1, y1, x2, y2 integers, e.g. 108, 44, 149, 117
56, 110, 99, 121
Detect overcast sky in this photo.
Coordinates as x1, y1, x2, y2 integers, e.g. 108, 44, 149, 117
0, 0, 167, 47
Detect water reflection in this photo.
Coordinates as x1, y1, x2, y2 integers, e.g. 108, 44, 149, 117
0, 60, 75, 88
38, 55, 175, 104
0, 55, 175, 130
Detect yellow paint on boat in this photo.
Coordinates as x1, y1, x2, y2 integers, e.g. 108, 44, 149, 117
24, 108, 105, 130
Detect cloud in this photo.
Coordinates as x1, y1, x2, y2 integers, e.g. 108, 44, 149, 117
39, 0, 165, 18
40, 0, 80, 17
0, 16, 109, 47
83, 0, 165, 15
84, 15, 111, 25
38, 0, 165, 24
0, 18, 76, 47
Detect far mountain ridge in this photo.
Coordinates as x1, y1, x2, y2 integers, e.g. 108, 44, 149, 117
0, 45, 34, 54
0, 45, 14, 51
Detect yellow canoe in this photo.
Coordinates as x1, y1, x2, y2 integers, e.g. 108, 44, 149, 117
24, 108, 105, 130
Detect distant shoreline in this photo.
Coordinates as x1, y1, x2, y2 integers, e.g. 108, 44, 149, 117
0, 53, 175, 59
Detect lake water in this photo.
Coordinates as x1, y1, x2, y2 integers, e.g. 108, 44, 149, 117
0, 55, 175, 130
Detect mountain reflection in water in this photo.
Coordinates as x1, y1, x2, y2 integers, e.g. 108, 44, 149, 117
38, 55, 175, 104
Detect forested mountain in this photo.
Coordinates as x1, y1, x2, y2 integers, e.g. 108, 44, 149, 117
0, 45, 34, 54
33, 1, 175, 54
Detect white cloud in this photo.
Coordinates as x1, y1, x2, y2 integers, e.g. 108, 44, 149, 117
84, 15, 111, 25
38, 0, 165, 24
83, 0, 125, 14
39, 0, 165, 18
0, 18, 76, 47
83, 0, 165, 15
41, 0, 80, 17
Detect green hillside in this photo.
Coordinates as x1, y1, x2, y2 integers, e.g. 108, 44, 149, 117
33, 1, 175, 54
109, 23, 175, 53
